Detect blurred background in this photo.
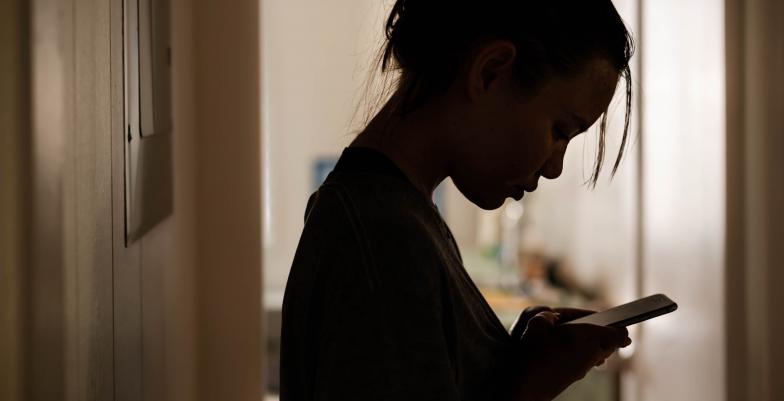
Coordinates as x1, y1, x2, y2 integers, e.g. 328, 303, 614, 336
2, 0, 781, 401
259, 1, 769, 401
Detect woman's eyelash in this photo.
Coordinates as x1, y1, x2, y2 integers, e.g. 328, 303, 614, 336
553, 127, 570, 141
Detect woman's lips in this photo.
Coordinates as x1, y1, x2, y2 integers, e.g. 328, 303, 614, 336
513, 185, 525, 200
524, 177, 540, 192
512, 179, 539, 200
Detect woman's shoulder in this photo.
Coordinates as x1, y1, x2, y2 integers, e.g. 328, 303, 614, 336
303, 173, 449, 277
309, 172, 441, 241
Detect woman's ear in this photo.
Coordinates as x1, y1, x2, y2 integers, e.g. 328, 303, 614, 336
466, 40, 517, 101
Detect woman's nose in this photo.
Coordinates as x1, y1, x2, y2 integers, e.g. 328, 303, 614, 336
540, 161, 563, 180
540, 148, 566, 180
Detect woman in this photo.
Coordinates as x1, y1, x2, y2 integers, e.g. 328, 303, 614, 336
281, 1, 634, 400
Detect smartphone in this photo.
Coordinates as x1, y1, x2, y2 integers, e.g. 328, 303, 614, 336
563, 294, 678, 327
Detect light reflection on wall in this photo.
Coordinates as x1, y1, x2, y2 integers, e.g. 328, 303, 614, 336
637, 1, 725, 401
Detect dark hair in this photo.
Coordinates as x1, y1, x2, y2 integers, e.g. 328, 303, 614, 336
379, 0, 635, 186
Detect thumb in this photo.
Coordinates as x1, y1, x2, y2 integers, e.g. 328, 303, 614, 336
523, 311, 559, 339
511, 306, 552, 340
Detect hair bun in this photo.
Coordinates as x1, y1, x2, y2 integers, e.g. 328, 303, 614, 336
384, 0, 457, 71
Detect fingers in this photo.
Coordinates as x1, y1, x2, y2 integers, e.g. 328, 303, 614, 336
521, 306, 554, 323
523, 311, 559, 340
593, 325, 630, 350
594, 327, 631, 368
562, 323, 631, 355
531, 311, 560, 327
611, 326, 631, 348
511, 306, 552, 340
618, 327, 632, 348
615, 325, 629, 340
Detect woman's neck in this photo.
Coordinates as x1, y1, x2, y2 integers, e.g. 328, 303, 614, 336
350, 95, 451, 202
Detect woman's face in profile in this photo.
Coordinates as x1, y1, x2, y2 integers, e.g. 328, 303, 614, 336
448, 57, 620, 210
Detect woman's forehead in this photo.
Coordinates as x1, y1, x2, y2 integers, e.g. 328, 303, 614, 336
548, 59, 619, 122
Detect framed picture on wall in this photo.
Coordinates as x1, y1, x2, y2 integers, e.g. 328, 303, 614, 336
313, 157, 338, 191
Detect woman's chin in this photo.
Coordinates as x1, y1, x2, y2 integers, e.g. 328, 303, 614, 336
470, 194, 507, 211
452, 180, 508, 211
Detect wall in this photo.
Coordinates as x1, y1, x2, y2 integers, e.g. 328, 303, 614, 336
0, 0, 30, 399
636, 1, 726, 400
26, 0, 160, 399
726, 0, 784, 399
189, 0, 264, 399
6, 0, 265, 400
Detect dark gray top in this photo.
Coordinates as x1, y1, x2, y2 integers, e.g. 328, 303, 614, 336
280, 147, 515, 401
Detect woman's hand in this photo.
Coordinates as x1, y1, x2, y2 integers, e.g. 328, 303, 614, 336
510, 306, 598, 341
508, 309, 632, 401
510, 305, 555, 341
